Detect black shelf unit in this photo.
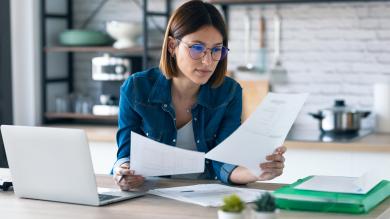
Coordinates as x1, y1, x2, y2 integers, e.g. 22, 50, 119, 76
40, 0, 171, 124
210, 0, 390, 31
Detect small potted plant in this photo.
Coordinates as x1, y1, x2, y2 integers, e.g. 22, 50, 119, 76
218, 194, 245, 219
252, 192, 277, 219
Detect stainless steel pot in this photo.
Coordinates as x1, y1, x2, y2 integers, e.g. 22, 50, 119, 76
309, 100, 371, 133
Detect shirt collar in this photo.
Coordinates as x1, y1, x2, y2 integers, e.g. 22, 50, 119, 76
148, 70, 216, 109
148, 72, 172, 104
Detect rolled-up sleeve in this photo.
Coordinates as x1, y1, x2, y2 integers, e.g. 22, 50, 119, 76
114, 77, 142, 169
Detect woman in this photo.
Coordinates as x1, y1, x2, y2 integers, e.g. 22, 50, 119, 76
113, 0, 286, 191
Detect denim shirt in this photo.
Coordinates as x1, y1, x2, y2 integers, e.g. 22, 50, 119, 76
115, 67, 242, 184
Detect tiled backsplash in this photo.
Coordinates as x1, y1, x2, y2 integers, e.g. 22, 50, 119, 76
72, 0, 390, 130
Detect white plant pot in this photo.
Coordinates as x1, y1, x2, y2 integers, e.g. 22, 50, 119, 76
251, 210, 276, 219
217, 209, 245, 219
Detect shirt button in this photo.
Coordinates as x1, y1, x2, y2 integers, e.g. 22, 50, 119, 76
206, 160, 210, 164
194, 117, 197, 121
163, 104, 167, 108
196, 139, 200, 144
146, 132, 149, 136
173, 139, 176, 142
173, 118, 176, 121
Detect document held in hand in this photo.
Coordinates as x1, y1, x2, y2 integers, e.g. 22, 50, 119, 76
206, 93, 308, 176
131, 93, 308, 177
131, 132, 205, 176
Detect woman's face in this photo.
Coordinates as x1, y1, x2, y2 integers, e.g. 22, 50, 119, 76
169, 25, 223, 85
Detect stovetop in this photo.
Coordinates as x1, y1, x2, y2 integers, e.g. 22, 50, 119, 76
286, 128, 373, 143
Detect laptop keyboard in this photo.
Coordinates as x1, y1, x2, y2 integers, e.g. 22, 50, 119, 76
98, 194, 120, 202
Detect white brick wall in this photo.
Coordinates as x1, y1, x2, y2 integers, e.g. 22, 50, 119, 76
72, 0, 390, 130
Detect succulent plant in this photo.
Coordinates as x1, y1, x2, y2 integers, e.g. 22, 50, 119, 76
221, 194, 245, 213
254, 192, 276, 212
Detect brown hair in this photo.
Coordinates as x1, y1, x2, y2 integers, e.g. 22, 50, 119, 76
159, 0, 228, 88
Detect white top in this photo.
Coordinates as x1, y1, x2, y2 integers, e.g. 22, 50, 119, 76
176, 120, 196, 151
172, 120, 204, 179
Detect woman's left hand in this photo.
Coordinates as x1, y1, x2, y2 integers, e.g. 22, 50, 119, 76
258, 146, 287, 181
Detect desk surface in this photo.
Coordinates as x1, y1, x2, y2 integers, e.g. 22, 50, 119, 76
46, 125, 390, 152
0, 175, 389, 219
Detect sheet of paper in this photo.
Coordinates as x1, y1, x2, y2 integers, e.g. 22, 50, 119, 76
0, 168, 11, 180
205, 93, 308, 176
354, 170, 384, 193
131, 132, 205, 177
294, 172, 385, 194
295, 176, 364, 194
148, 184, 265, 207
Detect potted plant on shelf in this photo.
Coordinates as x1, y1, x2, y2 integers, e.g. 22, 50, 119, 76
252, 192, 277, 219
218, 194, 245, 219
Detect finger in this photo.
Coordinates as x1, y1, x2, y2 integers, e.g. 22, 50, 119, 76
260, 162, 284, 169
258, 169, 283, 181
124, 176, 143, 184
266, 154, 285, 162
116, 178, 129, 188
257, 172, 274, 181
119, 184, 130, 191
116, 175, 131, 187
128, 178, 145, 189
115, 168, 134, 176
120, 162, 130, 168
275, 146, 287, 154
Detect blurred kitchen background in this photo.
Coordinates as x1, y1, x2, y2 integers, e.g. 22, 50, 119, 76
39, 0, 390, 129
1, 0, 390, 183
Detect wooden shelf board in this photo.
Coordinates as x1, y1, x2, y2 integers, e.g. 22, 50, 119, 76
208, 0, 387, 4
45, 112, 117, 121
44, 46, 160, 53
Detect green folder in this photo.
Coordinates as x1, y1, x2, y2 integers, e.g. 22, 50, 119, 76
273, 176, 390, 214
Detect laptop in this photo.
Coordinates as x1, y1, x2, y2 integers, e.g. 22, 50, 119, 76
0, 125, 144, 206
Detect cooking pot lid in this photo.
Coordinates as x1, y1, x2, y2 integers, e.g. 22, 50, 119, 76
322, 100, 357, 113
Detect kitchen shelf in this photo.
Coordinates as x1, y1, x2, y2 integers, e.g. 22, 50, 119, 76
209, 0, 390, 4
44, 45, 161, 54
40, 0, 171, 125
45, 112, 117, 121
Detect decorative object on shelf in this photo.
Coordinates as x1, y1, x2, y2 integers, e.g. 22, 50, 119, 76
373, 82, 390, 133
106, 21, 142, 49
74, 95, 93, 115
58, 30, 113, 46
237, 8, 261, 73
92, 94, 119, 116
92, 53, 131, 81
55, 95, 70, 113
218, 194, 245, 219
269, 10, 288, 86
256, 11, 267, 73
252, 192, 276, 219
58, 0, 113, 47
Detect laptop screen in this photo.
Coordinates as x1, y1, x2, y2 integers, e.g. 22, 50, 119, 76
0, 134, 9, 168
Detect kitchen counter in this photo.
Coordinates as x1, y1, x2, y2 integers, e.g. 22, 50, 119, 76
47, 124, 390, 152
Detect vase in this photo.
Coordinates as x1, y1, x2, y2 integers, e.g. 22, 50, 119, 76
217, 209, 245, 219
251, 210, 276, 219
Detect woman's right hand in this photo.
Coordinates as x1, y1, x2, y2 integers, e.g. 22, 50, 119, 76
113, 162, 145, 191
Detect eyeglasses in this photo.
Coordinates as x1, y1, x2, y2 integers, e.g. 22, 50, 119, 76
176, 38, 229, 61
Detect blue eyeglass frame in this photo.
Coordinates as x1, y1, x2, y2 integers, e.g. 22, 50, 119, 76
176, 38, 230, 61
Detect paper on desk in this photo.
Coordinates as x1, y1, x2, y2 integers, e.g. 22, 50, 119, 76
131, 132, 205, 176
0, 168, 11, 180
205, 93, 308, 176
294, 172, 384, 194
149, 184, 265, 207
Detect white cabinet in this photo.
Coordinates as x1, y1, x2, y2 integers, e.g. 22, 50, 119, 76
88, 141, 117, 174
